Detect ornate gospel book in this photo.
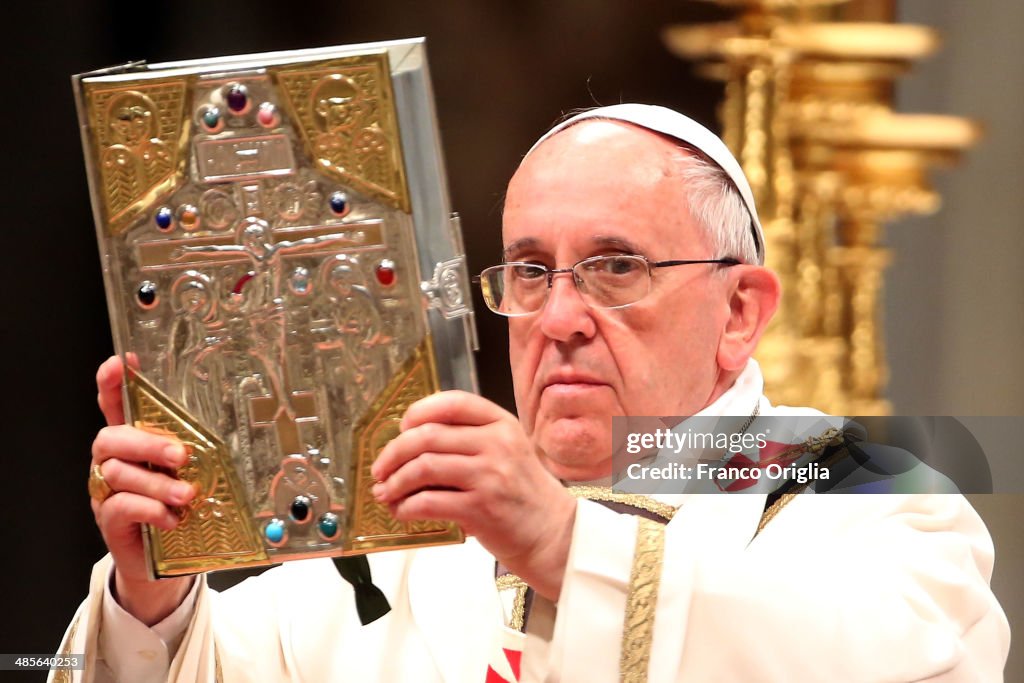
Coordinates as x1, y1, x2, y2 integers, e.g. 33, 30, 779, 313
73, 38, 477, 577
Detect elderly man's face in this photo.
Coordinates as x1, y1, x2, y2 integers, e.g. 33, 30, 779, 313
503, 121, 733, 481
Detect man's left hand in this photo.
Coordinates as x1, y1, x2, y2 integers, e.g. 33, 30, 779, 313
370, 390, 576, 601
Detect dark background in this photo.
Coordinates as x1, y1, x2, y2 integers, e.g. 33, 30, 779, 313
3, 0, 728, 665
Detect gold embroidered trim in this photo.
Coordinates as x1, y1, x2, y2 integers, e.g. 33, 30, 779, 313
620, 516, 665, 683
52, 614, 80, 683
757, 492, 798, 535
568, 486, 677, 522
495, 573, 529, 632
758, 427, 844, 466
495, 573, 527, 591
755, 434, 851, 536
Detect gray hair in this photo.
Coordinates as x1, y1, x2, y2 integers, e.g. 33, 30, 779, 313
532, 112, 760, 265
672, 142, 759, 266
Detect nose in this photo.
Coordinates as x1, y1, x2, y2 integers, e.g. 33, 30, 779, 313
537, 271, 597, 342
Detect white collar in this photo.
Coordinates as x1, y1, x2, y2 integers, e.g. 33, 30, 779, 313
693, 358, 765, 420
643, 358, 765, 506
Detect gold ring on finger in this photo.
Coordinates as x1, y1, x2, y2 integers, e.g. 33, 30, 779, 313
88, 463, 114, 504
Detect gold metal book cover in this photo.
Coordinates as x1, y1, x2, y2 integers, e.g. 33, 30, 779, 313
73, 39, 477, 577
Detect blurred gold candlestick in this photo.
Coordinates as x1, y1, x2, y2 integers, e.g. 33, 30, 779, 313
665, 1, 979, 414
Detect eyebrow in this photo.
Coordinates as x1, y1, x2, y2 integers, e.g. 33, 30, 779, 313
503, 237, 538, 260
502, 235, 646, 260
591, 235, 645, 254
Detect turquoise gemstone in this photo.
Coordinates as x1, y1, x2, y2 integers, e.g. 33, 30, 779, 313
265, 518, 286, 544
318, 513, 338, 539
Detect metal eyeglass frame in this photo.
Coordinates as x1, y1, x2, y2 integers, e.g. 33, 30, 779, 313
473, 254, 741, 317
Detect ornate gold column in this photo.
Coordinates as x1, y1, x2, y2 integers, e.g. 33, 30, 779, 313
664, 1, 979, 414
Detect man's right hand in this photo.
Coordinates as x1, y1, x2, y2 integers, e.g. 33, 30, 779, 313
90, 356, 196, 626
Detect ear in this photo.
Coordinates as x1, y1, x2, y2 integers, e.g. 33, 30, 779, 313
716, 266, 781, 372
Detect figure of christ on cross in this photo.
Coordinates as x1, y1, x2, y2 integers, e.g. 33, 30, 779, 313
171, 216, 365, 457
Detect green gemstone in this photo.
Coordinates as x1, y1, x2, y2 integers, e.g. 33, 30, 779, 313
318, 513, 338, 539
202, 108, 220, 129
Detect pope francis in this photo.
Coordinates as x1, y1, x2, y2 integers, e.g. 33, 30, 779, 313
57, 104, 1010, 682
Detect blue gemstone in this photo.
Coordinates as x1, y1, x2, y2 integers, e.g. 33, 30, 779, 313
329, 192, 348, 215
290, 496, 311, 522
265, 518, 286, 544
318, 513, 338, 539
155, 206, 173, 230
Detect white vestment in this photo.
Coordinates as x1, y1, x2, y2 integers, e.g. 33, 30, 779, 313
52, 361, 1011, 682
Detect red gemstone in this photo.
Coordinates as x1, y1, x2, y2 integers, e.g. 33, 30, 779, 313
233, 271, 256, 294
375, 263, 396, 287
226, 84, 248, 113
257, 103, 277, 127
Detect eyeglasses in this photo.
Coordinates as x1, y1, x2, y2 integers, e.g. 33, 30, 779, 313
474, 254, 740, 317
